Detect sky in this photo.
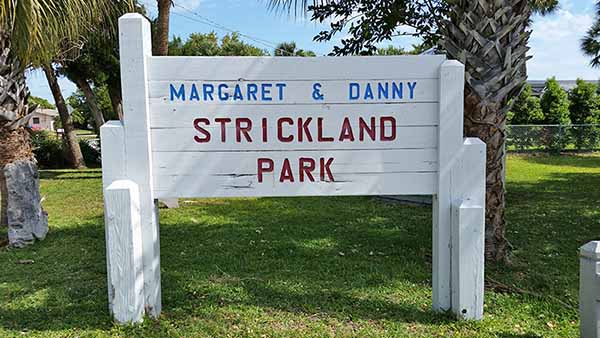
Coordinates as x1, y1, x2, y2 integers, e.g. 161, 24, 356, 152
26, 0, 600, 102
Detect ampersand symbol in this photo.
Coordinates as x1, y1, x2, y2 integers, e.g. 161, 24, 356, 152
312, 83, 324, 101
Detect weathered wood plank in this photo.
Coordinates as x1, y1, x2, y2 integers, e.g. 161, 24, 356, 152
451, 138, 486, 320
150, 126, 437, 152
148, 103, 439, 128
154, 172, 436, 199
153, 149, 438, 177
148, 79, 438, 105
148, 55, 447, 81
433, 60, 465, 312
104, 180, 144, 324
118, 13, 161, 317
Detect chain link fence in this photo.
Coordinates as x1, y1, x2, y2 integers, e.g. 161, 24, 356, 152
506, 124, 600, 153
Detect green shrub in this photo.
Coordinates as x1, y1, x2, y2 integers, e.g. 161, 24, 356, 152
79, 139, 101, 167
30, 130, 66, 168
30, 130, 101, 168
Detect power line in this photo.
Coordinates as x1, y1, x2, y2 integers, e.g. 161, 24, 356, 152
170, 2, 296, 55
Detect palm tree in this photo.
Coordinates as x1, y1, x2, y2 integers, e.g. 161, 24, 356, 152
441, 0, 531, 262
0, 0, 134, 247
275, 41, 316, 56
442, 0, 557, 262
582, 2, 600, 67
265, 0, 556, 263
154, 0, 173, 55
43, 63, 86, 168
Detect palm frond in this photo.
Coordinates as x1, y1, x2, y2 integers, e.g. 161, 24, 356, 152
582, 1, 600, 68
0, 0, 135, 68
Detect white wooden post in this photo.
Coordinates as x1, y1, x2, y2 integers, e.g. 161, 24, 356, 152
580, 241, 600, 338
104, 180, 145, 324
451, 138, 486, 320
119, 13, 161, 316
433, 60, 465, 311
100, 121, 126, 315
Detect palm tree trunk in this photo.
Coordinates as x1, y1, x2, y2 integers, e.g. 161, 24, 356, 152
0, 170, 7, 227
154, 0, 172, 56
442, 0, 531, 263
0, 31, 48, 246
42, 64, 86, 169
73, 75, 105, 133
108, 83, 123, 120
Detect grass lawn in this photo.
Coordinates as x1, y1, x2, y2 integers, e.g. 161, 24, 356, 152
0, 154, 598, 337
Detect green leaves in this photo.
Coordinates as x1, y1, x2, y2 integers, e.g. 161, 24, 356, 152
0, 0, 134, 67
540, 78, 571, 125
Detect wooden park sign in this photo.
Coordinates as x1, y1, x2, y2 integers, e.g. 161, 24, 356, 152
101, 13, 486, 324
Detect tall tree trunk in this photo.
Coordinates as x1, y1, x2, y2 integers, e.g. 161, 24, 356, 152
154, 0, 172, 56
108, 82, 123, 120
73, 75, 105, 133
442, 0, 531, 263
0, 31, 48, 246
0, 170, 6, 227
42, 64, 86, 169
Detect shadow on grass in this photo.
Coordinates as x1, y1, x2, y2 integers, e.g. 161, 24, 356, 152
39, 169, 102, 180
1, 162, 596, 333
518, 152, 600, 168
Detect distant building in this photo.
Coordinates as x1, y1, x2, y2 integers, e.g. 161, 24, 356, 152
528, 80, 597, 97
28, 108, 59, 131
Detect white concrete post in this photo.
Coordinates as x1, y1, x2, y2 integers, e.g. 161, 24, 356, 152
104, 180, 145, 324
433, 60, 465, 312
580, 241, 600, 338
451, 138, 486, 320
119, 13, 161, 316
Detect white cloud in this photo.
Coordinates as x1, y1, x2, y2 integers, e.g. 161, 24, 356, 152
528, 8, 600, 80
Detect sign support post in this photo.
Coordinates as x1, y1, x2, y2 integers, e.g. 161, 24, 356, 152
117, 13, 161, 317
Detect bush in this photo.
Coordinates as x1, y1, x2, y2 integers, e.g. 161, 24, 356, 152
541, 77, 571, 125
508, 84, 544, 125
31, 130, 66, 168
30, 130, 101, 168
79, 139, 101, 167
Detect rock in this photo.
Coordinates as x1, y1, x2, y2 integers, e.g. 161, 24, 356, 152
4, 159, 48, 248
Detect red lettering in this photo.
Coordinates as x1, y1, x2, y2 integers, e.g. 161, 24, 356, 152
193, 118, 211, 143
338, 117, 355, 142
257, 158, 274, 183
380, 116, 396, 141
235, 118, 253, 143
320, 157, 335, 182
279, 158, 294, 182
359, 117, 376, 141
215, 117, 232, 142
277, 117, 294, 142
298, 117, 313, 142
299, 157, 316, 182
317, 117, 334, 142
262, 118, 268, 142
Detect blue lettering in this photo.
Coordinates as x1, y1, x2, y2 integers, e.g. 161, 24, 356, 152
247, 84, 258, 101
407, 82, 417, 99
392, 82, 403, 99
203, 84, 214, 101
349, 83, 360, 100
233, 84, 244, 101
170, 83, 185, 101
189, 84, 200, 101
364, 83, 374, 100
261, 83, 273, 101
276, 83, 287, 101
377, 82, 389, 100
218, 84, 229, 100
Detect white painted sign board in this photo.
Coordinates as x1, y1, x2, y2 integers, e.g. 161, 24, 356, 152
101, 13, 486, 324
